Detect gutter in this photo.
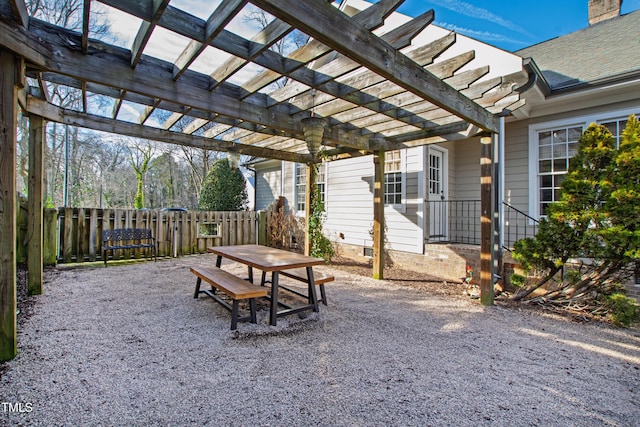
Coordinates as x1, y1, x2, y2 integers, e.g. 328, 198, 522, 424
517, 57, 551, 97
518, 57, 640, 99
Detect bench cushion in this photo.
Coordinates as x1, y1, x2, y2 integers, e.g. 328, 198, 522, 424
190, 266, 268, 300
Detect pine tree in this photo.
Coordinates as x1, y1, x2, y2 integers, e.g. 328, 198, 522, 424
512, 116, 640, 315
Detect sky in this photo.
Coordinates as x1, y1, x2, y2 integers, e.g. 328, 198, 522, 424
394, 0, 640, 52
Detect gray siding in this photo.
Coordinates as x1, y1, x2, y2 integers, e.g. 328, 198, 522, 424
255, 166, 281, 211
323, 147, 424, 254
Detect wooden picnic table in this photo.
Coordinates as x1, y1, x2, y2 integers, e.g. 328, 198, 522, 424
207, 245, 325, 326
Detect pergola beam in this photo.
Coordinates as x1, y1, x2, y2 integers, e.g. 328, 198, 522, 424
25, 96, 310, 163
251, 0, 500, 133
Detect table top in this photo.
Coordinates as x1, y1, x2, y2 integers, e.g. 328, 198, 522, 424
207, 244, 325, 272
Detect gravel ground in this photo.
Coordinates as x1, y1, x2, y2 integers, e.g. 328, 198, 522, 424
1, 254, 639, 426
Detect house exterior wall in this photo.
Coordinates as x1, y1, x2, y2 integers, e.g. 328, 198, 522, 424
254, 163, 282, 211
324, 146, 424, 254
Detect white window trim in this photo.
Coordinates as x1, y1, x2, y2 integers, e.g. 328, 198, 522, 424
384, 149, 407, 214
528, 107, 639, 220
293, 162, 306, 216
293, 162, 328, 216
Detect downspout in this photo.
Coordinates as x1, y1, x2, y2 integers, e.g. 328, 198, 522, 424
496, 116, 506, 283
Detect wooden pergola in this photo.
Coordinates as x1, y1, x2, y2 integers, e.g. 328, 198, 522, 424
0, 0, 528, 360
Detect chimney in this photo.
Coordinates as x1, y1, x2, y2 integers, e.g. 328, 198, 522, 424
588, 0, 622, 25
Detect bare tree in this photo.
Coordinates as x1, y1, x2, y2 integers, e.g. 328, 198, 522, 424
127, 139, 157, 209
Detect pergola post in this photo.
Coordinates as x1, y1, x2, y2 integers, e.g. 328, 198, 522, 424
28, 114, 45, 295
304, 163, 316, 256
372, 151, 385, 280
480, 135, 495, 306
0, 49, 20, 361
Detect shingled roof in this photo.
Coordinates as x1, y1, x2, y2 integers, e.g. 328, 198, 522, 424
516, 9, 640, 91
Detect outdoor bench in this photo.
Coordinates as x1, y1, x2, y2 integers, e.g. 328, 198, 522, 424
191, 266, 268, 330
261, 267, 333, 305
102, 228, 157, 266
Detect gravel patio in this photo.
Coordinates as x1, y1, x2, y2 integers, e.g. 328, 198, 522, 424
1, 254, 639, 426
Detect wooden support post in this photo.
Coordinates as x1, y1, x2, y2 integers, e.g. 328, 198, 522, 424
0, 49, 19, 361
28, 115, 45, 295
304, 163, 316, 256
372, 151, 385, 280
480, 135, 494, 306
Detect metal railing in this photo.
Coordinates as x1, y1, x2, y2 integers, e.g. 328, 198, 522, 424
428, 200, 481, 245
427, 200, 539, 249
502, 202, 539, 250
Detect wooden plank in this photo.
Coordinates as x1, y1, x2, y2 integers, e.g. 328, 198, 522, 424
248, 211, 256, 245
27, 114, 44, 294
89, 208, 97, 261
237, 211, 243, 245
25, 19, 295, 130
156, 210, 164, 257
209, 16, 292, 90
252, 0, 500, 133
63, 208, 73, 263
480, 135, 494, 306
82, 0, 90, 54
9, 0, 29, 28
372, 151, 384, 280
0, 49, 18, 361
189, 211, 197, 254
229, 212, 237, 246
181, 211, 190, 255
25, 97, 310, 163
101, 208, 112, 262
221, 212, 229, 246
43, 209, 58, 265
77, 207, 86, 262
173, 0, 248, 80
130, 0, 171, 68
241, 0, 406, 95
135, 209, 144, 258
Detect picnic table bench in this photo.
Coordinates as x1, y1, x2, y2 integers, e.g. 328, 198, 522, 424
102, 228, 157, 266
261, 268, 333, 305
191, 265, 268, 330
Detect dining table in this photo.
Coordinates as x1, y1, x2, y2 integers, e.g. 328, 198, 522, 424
206, 244, 325, 326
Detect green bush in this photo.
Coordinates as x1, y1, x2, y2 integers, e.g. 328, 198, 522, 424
198, 158, 248, 211
606, 293, 640, 327
509, 273, 526, 288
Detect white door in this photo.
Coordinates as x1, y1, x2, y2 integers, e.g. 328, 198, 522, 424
428, 147, 448, 241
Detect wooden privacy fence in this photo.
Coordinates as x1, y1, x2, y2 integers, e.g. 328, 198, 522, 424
46, 208, 267, 265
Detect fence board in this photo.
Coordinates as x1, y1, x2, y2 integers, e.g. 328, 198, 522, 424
48, 208, 258, 264
63, 208, 73, 263
77, 208, 86, 262
89, 209, 97, 261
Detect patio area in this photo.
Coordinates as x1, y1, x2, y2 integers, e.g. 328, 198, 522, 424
1, 255, 639, 426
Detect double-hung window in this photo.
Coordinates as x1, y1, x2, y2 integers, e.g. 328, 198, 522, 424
537, 126, 582, 215
294, 163, 327, 213
529, 109, 638, 218
294, 163, 306, 212
384, 150, 404, 210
